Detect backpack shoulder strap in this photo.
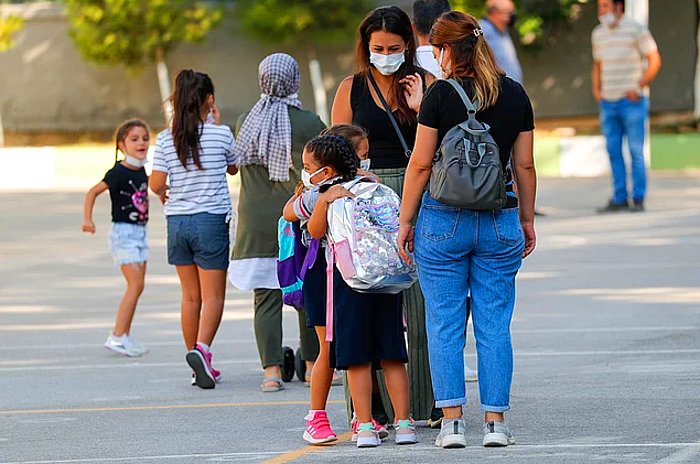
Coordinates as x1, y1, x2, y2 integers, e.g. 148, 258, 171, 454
445, 79, 478, 119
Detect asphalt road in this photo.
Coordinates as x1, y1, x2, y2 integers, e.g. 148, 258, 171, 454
1, 174, 699, 463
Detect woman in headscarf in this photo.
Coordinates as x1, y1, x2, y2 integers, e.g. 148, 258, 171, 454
229, 53, 326, 392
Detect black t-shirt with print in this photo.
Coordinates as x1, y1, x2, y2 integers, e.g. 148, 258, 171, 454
102, 162, 149, 225
418, 76, 535, 208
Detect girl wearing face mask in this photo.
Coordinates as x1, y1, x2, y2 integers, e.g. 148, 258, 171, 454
82, 119, 152, 357
331, 4, 437, 425
229, 54, 326, 393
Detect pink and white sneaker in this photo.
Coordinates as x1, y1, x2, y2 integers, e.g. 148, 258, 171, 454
185, 344, 216, 389
303, 410, 337, 445
351, 414, 389, 441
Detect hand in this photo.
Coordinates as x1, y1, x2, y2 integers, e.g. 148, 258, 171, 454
356, 169, 381, 182
294, 181, 306, 197
158, 186, 169, 205
625, 90, 640, 102
82, 220, 95, 234
211, 103, 221, 125
400, 73, 424, 113
321, 185, 353, 204
521, 222, 536, 259
397, 224, 415, 265
593, 90, 602, 103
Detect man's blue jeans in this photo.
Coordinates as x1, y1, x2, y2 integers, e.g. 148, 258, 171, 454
599, 96, 649, 204
414, 193, 524, 412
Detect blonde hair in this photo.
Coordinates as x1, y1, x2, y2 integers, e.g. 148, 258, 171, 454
429, 10, 503, 109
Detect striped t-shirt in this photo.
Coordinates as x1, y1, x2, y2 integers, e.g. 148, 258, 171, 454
152, 124, 237, 216
592, 16, 658, 101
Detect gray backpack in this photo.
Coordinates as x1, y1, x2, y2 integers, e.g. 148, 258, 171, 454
429, 79, 507, 210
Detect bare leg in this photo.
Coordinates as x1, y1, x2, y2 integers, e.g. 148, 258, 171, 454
485, 412, 505, 422
195, 268, 226, 346
176, 265, 201, 349
380, 360, 410, 421
443, 406, 463, 420
310, 326, 334, 410
347, 363, 373, 423
113, 262, 146, 336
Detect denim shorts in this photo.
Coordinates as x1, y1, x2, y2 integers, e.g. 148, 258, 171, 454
109, 222, 148, 265
166, 213, 229, 270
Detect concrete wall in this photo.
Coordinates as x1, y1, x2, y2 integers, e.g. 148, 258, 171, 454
0, 1, 696, 133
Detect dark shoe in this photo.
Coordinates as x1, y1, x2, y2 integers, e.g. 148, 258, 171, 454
427, 407, 444, 429
630, 199, 645, 212
596, 199, 629, 214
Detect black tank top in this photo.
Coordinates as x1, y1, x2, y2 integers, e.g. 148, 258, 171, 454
350, 73, 417, 169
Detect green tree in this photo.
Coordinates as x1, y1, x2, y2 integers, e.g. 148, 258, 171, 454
235, 0, 376, 123
0, 13, 24, 146
452, 0, 589, 47
64, 0, 223, 123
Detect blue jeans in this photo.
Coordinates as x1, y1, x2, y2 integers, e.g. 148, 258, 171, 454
414, 193, 524, 412
166, 213, 229, 270
599, 96, 649, 203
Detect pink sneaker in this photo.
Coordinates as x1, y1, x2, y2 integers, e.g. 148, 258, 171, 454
303, 410, 337, 445
205, 351, 222, 381
185, 344, 215, 389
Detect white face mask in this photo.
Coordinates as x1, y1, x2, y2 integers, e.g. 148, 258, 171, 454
301, 166, 327, 188
438, 48, 451, 79
125, 155, 147, 168
369, 51, 405, 76
205, 110, 215, 124
360, 159, 371, 171
598, 12, 617, 27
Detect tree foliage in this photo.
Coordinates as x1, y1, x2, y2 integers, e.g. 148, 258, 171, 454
0, 15, 23, 52
234, 0, 376, 48
64, 0, 223, 68
451, 0, 589, 48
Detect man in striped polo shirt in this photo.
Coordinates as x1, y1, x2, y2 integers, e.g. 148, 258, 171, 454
592, 0, 661, 213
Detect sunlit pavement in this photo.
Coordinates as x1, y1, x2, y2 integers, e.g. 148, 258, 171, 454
1, 173, 699, 463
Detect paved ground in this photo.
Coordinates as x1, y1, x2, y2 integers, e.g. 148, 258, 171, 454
1, 174, 699, 464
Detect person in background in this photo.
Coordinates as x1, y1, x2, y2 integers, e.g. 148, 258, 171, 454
229, 53, 325, 393
592, 0, 661, 213
412, 0, 451, 78
480, 0, 522, 84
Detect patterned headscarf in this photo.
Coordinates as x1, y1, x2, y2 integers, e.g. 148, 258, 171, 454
233, 53, 303, 182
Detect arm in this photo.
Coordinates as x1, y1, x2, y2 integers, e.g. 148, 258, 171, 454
511, 130, 537, 258
282, 194, 300, 221
591, 60, 602, 103
639, 49, 661, 88
82, 181, 109, 233
149, 170, 169, 205
397, 124, 438, 263
307, 185, 354, 239
331, 76, 354, 124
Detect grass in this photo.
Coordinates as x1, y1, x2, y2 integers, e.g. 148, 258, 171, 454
650, 134, 700, 170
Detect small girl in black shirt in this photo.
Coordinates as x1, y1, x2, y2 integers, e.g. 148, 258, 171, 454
82, 119, 151, 357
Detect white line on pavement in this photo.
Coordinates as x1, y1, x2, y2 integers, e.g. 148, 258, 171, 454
2, 442, 700, 464
2, 349, 699, 373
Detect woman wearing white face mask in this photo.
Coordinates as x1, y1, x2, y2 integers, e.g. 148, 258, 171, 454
331, 5, 437, 425
229, 53, 326, 393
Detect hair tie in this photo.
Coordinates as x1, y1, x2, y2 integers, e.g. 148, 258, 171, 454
473, 28, 483, 37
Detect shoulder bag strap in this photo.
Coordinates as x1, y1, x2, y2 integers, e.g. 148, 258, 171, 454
367, 72, 412, 158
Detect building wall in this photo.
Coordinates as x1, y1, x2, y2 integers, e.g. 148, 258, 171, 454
0, 1, 696, 133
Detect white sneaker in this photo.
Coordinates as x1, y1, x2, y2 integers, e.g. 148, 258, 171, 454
435, 418, 467, 449
356, 423, 382, 448
124, 334, 148, 356
483, 421, 515, 447
103, 333, 145, 357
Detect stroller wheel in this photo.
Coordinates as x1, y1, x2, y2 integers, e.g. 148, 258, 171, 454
295, 347, 307, 382
282, 346, 295, 382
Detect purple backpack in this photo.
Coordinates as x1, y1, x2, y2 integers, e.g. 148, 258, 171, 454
277, 217, 320, 309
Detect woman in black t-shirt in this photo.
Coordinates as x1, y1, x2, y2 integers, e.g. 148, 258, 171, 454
330, 5, 436, 425
397, 11, 537, 449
